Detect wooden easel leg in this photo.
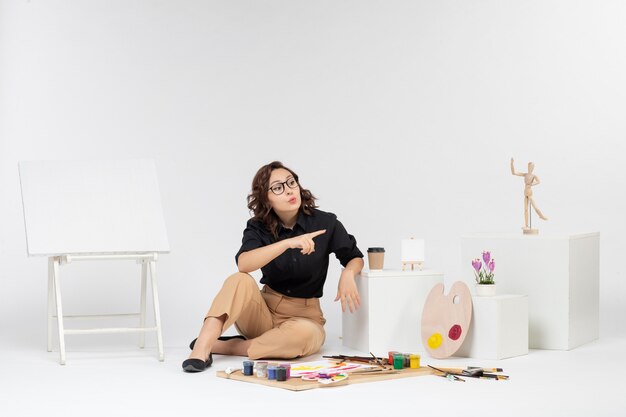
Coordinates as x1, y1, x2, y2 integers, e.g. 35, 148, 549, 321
47, 258, 54, 352
139, 262, 147, 349
148, 260, 164, 361
52, 257, 66, 365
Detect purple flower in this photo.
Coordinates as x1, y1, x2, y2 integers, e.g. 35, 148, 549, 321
472, 259, 482, 272
473, 251, 496, 284
482, 251, 491, 264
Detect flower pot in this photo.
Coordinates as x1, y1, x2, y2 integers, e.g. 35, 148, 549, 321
475, 283, 496, 296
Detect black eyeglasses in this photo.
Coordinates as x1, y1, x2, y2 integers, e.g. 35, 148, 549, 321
268, 178, 299, 195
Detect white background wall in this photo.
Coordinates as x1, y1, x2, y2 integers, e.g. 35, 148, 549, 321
1, 0, 624, 350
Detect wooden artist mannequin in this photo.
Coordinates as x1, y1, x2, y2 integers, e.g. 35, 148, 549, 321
510, 158, 548, 234
182, 161, 364, 373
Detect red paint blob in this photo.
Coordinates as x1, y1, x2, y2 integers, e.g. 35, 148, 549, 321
448, 324, 462, 340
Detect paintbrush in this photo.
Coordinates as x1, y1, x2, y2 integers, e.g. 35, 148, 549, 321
323, 354, 382, 364
479, 374, 509, 381
468, 366, 504, 373
348, 368, 399, 376
473, 372, 509, 380
428, 365, 465, 382
435, 367, 509, 380
434, 367, 485, 377
323, 354, 387, 368
369, 351, 387, 368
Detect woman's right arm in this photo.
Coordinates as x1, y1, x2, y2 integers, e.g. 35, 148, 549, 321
237, 240, 290, 273
237, 229, 326, 273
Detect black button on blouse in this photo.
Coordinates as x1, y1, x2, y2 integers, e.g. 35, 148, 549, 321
235, 208, 363, 298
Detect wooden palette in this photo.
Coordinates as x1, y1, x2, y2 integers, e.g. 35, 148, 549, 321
216, 366, 434, 391
421, 281, 472, 359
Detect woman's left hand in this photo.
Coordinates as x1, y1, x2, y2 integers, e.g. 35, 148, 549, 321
335, 270, 361, 313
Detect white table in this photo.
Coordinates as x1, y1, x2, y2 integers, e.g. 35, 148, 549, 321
342, 269, 443, 355
461, 233, 599, 350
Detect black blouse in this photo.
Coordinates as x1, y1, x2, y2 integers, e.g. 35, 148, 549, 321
235, 209, 363, 298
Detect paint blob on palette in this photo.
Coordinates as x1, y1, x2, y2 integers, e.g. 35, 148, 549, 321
420, 281, 472, 359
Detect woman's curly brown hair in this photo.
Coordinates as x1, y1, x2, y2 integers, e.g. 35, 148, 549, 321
247, 161, 317, 240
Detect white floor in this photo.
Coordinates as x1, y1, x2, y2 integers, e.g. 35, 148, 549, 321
2, 334, 625, 417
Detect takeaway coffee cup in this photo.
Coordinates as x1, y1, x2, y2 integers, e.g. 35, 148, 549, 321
367, 247, 385, 270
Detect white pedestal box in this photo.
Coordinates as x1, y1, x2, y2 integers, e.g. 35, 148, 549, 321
457, 295, 528, 359
342, 269, 443, 355
461, 233, 599, 350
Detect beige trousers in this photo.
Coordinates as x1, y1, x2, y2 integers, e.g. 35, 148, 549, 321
205, 272, 326, 360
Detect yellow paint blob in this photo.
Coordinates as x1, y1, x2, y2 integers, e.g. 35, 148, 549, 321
428, 333, 443, 349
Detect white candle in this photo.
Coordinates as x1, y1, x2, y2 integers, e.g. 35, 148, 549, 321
401, 238, 424, 262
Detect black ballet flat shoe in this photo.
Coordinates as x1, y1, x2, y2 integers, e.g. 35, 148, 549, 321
189, 335, 247, 350
182, 353, 213, 373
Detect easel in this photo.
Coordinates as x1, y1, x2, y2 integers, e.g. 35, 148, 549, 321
20, 159, 170, 365
401, 238, 424, 271
402, 261, 424, 271
47, 253, 164, 365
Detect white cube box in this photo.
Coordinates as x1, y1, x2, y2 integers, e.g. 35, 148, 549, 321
457, 295, 528, 359
461, 233, 599, 350
342, 269, 443, 355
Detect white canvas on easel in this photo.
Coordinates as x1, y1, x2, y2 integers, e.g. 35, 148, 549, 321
19, 159, 170, 364
20, 159, 170, 255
